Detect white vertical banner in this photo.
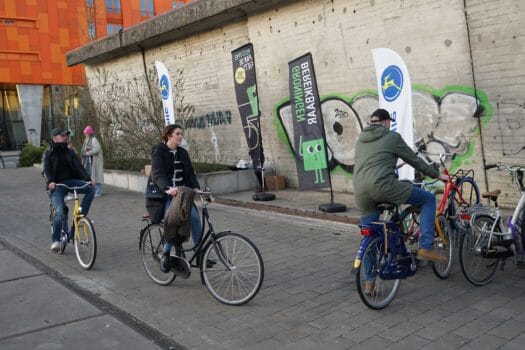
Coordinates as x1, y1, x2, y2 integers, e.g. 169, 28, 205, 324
372, 48, 414, 180
154, 61, 175, 125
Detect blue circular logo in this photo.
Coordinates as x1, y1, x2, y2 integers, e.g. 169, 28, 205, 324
380, 65, 403, 102
159, 75, 170, 100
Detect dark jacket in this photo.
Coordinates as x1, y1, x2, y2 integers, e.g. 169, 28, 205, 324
353, 124, 439, 216
163, 186, 194, 245
146, 142, 200, 223
150, 142, 200, 191
42, 143, 91, 186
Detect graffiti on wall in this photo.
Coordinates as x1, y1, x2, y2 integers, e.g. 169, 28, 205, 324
181, 110, 232, 129
176, 110, 233, 163
496, 100, 525, 155
275, 86, 491, 175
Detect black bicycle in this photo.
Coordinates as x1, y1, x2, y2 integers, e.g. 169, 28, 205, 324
139, 189, 264, 305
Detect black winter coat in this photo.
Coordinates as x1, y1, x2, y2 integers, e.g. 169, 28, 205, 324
42, 143, 91, 186
145, 142, 200, 223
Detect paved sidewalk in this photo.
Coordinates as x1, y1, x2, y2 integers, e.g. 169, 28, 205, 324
0, 242, 171, 349
217, 188, 360, 224
1, 168, 525, 349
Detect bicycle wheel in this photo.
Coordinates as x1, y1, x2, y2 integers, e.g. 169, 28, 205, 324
356, 237, 401, 310
448, 176, 480, 250
399, 205, 420, 238
201, 232, 264, 305
140, 224, 176, 285
459, 215, 501, 285
432, 214, 453, 278
74, 217, 97, 270
517, 208, 525, 249
59, 214, 69, 254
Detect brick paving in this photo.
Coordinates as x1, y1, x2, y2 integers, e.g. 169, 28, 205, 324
1, 167, 525, 349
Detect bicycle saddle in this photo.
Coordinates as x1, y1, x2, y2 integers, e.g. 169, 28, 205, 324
482, 189, 501, 202
377, 203, 397, 212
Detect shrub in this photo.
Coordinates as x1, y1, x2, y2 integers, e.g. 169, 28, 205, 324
18, 144, 47, 167
104, 158, 150, 172
104, 158, 232, 174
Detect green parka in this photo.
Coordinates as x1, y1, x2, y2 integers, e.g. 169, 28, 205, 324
353, 124, 439, 216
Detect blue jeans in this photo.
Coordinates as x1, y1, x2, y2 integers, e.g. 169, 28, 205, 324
162, 198, 202, 254
50, 180, 95, 242
360, 185, 436, 281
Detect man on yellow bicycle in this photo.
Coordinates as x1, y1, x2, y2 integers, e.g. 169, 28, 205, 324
353, 109, 449, 264
43, 128, 94, 252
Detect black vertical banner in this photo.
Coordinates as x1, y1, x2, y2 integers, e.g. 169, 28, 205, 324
288, 53, 329, 190
232, 44, 264, 171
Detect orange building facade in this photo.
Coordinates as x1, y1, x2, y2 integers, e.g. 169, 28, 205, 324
0, 0, 191, 150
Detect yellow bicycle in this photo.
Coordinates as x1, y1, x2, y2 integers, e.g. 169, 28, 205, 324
51, 183, 97, 269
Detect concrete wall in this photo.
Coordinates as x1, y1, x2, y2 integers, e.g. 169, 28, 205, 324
76, 0, 525, 206
103, 169, 258, 195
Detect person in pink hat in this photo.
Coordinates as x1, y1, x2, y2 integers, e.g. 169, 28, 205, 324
81, 125, 104, 197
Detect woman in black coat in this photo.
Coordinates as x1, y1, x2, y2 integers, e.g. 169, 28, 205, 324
146, 124, 201, 272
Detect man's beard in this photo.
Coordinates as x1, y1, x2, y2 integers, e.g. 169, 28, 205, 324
52, 142, 68, 153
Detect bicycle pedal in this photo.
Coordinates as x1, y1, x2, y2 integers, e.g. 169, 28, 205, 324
169, 256, 191, 279
418, 259, 429, 267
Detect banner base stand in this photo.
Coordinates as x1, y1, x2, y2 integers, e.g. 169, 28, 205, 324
253, 192, 276, 201
319, 202, 346, 213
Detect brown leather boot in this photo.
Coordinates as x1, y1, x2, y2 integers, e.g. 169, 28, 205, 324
417, 248, 447, 263
364, 281, 375, 296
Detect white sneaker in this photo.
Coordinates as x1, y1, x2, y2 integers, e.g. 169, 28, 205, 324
50, 241, 61, 252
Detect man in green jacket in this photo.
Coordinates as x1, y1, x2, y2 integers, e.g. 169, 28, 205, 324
353, 108, 448, 265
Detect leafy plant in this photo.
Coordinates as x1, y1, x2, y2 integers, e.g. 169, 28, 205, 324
104, 158, 231, 174
105, 158, 151, 172
87, 65, 196, 162
18, 144, 47, 167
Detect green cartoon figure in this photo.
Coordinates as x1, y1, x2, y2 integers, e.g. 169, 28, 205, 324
299, 136, 327, 184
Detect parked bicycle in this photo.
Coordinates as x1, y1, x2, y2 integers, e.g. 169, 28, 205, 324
139, 189, 264, 305
398, 149, 480, 274
416, 145, 481, 241
459, 163, 525, 286
354, 203, 452, 310
50, 183, 97, 269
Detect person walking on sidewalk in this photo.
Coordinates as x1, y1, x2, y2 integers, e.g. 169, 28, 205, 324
147, 124, 202, 273
81, 125, 104, 197
353, 108, 449, 263
43, 128, 94, 252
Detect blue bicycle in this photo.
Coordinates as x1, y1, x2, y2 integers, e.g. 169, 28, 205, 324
354, 203, 452, 309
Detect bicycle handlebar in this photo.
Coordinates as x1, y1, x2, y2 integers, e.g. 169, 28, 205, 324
194, 189, 212, 195
55, 182, 91, 191
485, 163, 525, 172
195, 188, 214, 202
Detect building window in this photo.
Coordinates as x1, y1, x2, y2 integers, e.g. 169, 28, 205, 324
140, 0, 155, 17
107, 24, 122, 35
88, 21, 96, 40
172, 1, 186, 8
106, 0, 121, 14
86, 0, 94, 7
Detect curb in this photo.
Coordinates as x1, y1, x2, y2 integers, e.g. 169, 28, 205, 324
214, 198, 360, 225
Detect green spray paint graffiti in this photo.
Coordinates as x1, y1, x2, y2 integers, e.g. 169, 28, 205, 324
274, 85, 492, 176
